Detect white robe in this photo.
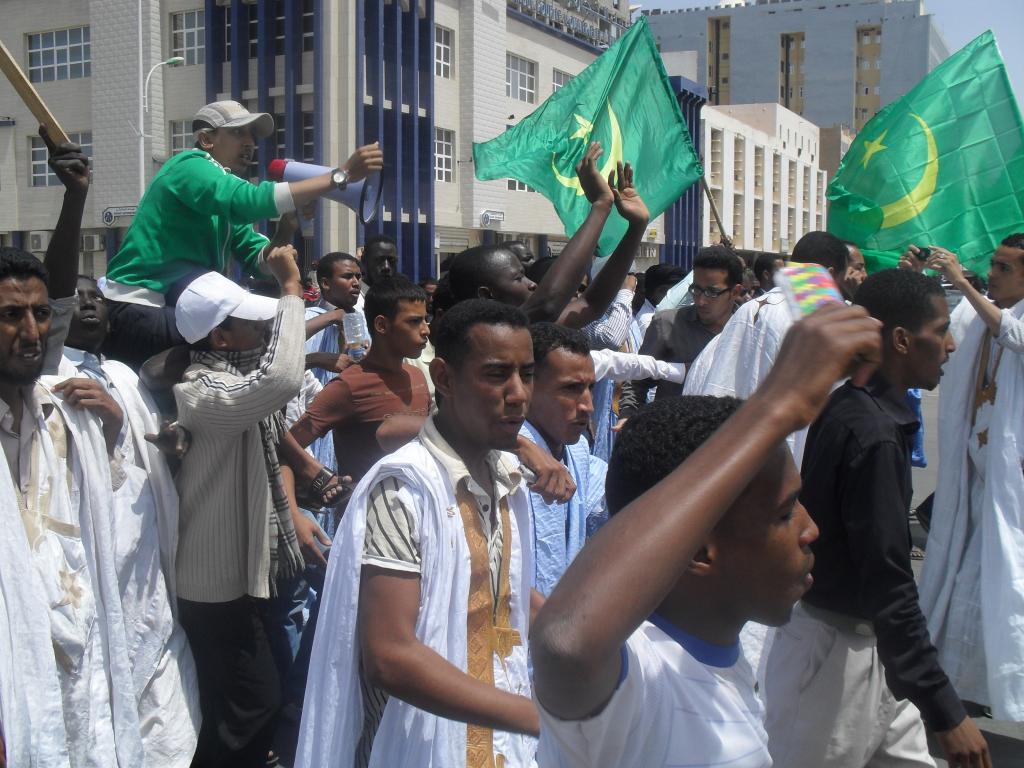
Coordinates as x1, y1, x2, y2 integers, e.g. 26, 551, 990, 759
0, 382, 145, 767
919, 297, 1024, 721
296, 439, 536, 768
684, 289, 804, 464
59, 353, 200, 766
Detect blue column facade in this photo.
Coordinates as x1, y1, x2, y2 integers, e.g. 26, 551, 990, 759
206, 0, 321, 267
206, 0, 433, 280
663, 76, 707, 272
359, 0, 436, 282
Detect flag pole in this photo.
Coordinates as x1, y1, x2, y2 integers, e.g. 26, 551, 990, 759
700, 175, 732, 248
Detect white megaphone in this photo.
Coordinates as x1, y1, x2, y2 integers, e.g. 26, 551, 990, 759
267, 158, 382, 225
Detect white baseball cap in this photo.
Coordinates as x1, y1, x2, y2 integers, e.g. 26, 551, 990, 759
175, 271, 279, 344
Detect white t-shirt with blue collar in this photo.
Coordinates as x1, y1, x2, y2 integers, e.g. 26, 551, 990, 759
537, 614, 771, 768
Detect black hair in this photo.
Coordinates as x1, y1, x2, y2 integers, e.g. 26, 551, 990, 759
316, 252, 359, 285
693, 244, 743, 286
431, 274, 457, 315
753, 252, 781, 282
853, 268, 945, 334
419, 277, 439, 288
0, 247, 48, 284
530, 322, 590, 368
433, 298, 529, 368
1000, 232, 1024, 253
607, 396, 743, 515
363, 276, 427, 337
525, 256, 556, 285
644, 263, 686, 298
448, 245, 517, 303
791, 231, 848, 275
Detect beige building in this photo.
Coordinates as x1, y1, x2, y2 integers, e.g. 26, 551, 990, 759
702, 102, 827, 253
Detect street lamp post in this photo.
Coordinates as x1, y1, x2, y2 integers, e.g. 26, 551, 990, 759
138, 53, 184, 200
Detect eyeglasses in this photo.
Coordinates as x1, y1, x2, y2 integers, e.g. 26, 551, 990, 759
688, 284, 731, 299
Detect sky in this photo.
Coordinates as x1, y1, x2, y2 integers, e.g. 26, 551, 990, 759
647, 0, 1024, 112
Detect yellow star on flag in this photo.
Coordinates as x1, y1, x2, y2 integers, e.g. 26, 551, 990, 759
861, 130, 888, 169
570, 114, 593, 141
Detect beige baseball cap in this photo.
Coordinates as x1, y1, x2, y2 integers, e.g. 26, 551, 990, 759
192, 100, 274, 139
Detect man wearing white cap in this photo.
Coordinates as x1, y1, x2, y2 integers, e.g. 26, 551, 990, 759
102, 100, 383, 368
171, 244, 308, 767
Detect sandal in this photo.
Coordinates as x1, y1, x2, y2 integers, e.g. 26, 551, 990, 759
910, 545, 925, 561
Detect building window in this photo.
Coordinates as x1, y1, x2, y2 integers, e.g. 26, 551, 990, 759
552, 69, 571, 92
434, 128, 454, 182
169, 119, 193, 155
171, 10, 205, 66
507, 179, 536, 192
506, 53, 537, 103
302, 0, 315, 52
223, 7, 231, 59
860, 58, 869, 70
435, 26, 453, 79
271, 113, 286, 158
248, 4, 259, 58
31, 132, 91, 186
874, 59, 881, 69
873, 85, 880, 95
27, 26, 90, 83
301, 111, 315, 162
274, 0, 286, 55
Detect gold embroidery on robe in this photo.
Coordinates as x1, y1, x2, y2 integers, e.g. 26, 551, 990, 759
458, 483, 520, 768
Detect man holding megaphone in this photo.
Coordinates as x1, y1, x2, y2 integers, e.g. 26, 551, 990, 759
101, 100, 383, 369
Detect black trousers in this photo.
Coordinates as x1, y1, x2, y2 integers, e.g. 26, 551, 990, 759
178, 596, 282, 768
102, 299, 186, 371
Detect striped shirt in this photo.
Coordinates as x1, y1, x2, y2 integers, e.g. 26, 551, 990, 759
173, 295, 306, 602
355, 415, 524, 765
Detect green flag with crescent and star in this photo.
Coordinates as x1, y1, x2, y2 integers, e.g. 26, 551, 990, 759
473, 17, 702, 255
827, 30, 1024, 275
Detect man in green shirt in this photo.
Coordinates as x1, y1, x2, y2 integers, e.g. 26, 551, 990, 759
102, 100, 382, 368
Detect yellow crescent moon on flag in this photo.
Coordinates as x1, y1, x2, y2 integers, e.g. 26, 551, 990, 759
879, 113, 938, 229
552, 101, 624, 195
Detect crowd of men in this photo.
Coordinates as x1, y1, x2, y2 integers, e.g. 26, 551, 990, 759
0, 101, 1021, 768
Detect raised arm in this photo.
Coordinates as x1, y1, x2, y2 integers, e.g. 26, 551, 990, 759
175, 247, 306, 432
559, 162, 649, 329
925, 248, 1003, 336
520, 143, 613, 323
40, 126, 90, 300
531, 303, 882, 721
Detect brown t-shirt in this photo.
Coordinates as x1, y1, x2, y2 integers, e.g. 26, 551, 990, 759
290, 361, 431, 482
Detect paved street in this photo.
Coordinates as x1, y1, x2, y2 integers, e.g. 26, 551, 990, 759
912, 387, 1024, 767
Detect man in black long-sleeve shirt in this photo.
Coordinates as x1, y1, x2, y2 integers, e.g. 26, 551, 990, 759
763, 269, 991, 768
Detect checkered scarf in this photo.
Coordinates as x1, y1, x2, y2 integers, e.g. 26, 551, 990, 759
191, 347, 304, 593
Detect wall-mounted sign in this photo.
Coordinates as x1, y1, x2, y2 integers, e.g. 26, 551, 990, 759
507, 0, 627, 47
102, 206, 137, 227
481, 209, 506, 227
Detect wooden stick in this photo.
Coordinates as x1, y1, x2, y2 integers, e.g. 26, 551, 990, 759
700, 175, 733, 248
0, 38, 70, 145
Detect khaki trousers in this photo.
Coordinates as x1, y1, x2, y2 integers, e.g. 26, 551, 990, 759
764, 603, 936, 768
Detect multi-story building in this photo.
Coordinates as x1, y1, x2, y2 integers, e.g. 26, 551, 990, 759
1, 0, 642, 281
701, 102, 827, 253
646, 0, 949, 133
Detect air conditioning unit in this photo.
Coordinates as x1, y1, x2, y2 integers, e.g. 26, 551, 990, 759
28, 231, 52, 253
81, 233, 106, 252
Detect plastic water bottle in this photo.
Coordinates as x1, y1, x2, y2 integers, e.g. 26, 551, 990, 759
342, 311, 370, 360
